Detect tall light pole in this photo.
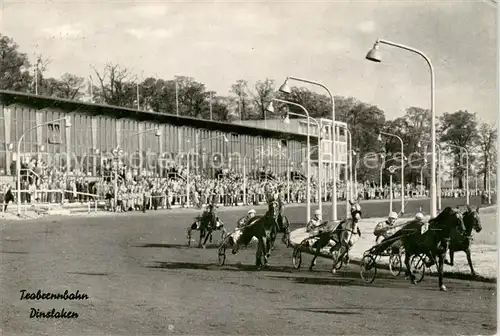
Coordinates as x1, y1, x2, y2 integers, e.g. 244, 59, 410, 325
338, 125, 353, 215
378, 131, 405, 213
447, 144, 470, 205
17, 117, 72, 216
267, 99, 318, 221
419, 140, 442, 211
279, 76, 337, 220
366, 39, 436, 217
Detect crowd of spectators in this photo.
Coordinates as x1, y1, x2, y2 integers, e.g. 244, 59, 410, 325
0, 157, 496, 213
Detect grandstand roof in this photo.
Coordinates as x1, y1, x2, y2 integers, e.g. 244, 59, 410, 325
0, 90, 317, 145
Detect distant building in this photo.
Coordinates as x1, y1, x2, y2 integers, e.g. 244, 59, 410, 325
234, 118, 349, 180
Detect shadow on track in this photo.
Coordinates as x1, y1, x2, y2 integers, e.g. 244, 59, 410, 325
1, 251, 28, 254
284, 306, 486, 314
135, 243, 220, 249
145, 261, 295, 273
67, 271, 110, 276
284, 308, 360, 315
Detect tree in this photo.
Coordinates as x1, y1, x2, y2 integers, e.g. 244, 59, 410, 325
284, 87, 330, 119
0, 34, 32, 91
175, 76, 207, 118
230, 79, 252, 120
91, 63, 136, 107
41, 73, 85, 100
251, 79, 276, 120
439, 110, 479, 188
476, 122, 497, 189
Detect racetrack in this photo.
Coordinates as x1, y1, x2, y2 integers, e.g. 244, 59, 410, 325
0, 197, 497, 335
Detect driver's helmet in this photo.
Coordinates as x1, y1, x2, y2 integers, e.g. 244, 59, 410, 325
415, 212, 424, 220
247, 209, 256, 217
388, 212, 398, 220
313, 209, 321, 219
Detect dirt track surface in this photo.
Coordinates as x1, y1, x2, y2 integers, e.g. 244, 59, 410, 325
0, 197, 497, 335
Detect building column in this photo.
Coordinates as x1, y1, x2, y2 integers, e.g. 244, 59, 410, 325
91, 117, 98, 176
158, 125, 164, 177
65, 114, 72, 173
3, 106, 12, 175
138, 122, 144, 170
116, 119, 122, 148
35, 110, 43, 160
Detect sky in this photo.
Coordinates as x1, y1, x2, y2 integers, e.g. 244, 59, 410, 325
1, 0, 497, 123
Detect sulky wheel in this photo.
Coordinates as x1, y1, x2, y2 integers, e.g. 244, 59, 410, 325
292, 246, 302, 269
410, 254, 426, 283
360, 254, 377, 284
389, 253, 402, 276
217, 244, 226, 266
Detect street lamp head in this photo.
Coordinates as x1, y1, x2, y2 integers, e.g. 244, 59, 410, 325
282, 114, 290, 125
279, 79, 291, 94
417, 141, 422, 148
223, 135, 229, 143
155, 128, 162, 137
266, 101, 275, 113
365, 42, 382, 63
352, 150, 357, 156
377, 134, 382, 142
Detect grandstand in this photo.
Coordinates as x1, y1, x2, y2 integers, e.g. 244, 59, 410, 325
0, 90, 340, 180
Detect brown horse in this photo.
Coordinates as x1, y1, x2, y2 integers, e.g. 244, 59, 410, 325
445, 205, 482, 276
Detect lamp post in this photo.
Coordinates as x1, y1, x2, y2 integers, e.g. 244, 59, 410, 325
419, 140, 442, 211
186, 134, 228, 207
379, 153, 385, 192
366, 39, 436, 217
447, 144, 470, 205
267, 99, 317, 221
378, 131, 405, 213
279, 76, 337, 220
337, 125, 353, 216
337, 125, 353, 193
17, 117, 72, 216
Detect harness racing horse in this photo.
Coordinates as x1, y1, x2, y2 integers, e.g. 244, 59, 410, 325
187, 210, 227, 248
445, 205, 482, 276
309, 201, 362, 271
400, 207, 466, 291
266, 200, 290, 252
231, 213, 276, 268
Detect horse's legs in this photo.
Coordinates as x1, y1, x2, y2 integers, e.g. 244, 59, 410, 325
438, 253, 446, 291
256, 237, 268, 268
445, 250, 455, 266
187, 228, 192, 243
309, 243, 322, 271
232, 238, 240, 254
198, 229, 205, 248
255, 239, 262, 267
404, 252, 416, 284
202, 230, 211, 247
465, 248, 476, 276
